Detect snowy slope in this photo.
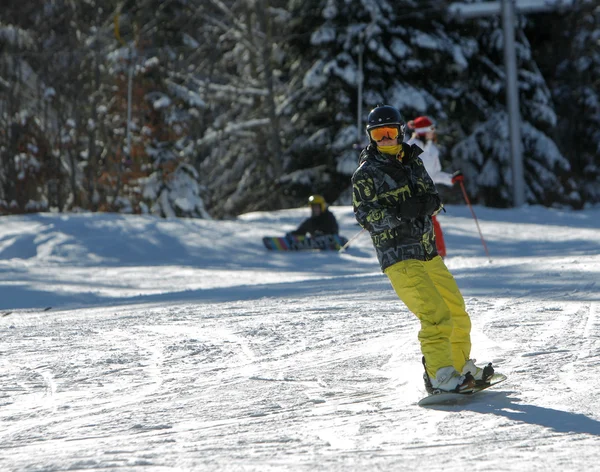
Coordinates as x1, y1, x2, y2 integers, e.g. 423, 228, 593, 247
1, 204, 599, 471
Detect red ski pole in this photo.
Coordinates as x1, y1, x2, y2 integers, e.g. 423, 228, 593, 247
458, 181, 492, 263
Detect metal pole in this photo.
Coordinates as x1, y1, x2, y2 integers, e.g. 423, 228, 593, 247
501, 0, 525, 207
357, 32, 364, 143
126, 46, 133, 160
459, 181, 492, 263
338, 228, 366, 254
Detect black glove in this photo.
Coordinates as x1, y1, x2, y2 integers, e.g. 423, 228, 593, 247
397, 200, 419, 219
397, 196, 425, 219
397, 194, 441, 219
420, 193, 442, 216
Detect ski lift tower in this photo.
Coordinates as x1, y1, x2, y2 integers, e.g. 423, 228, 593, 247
448, 0, 572, 207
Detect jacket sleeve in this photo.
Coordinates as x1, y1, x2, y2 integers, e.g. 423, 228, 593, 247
422, 142, 453, 186
291, 218, 313, 235
352, 166, 403, 233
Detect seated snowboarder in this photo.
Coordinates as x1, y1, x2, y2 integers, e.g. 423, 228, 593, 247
288, 195, 339, 238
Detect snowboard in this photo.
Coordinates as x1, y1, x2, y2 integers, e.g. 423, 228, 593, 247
418, 373, 507, 406
262, 234, 349, 251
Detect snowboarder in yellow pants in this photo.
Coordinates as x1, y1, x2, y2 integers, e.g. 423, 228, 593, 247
352, 104, 494, 393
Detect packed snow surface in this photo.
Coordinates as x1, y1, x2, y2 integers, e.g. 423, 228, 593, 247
1, 204, 599, 471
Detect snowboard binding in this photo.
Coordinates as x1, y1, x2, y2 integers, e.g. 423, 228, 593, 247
421, 356, 478, 395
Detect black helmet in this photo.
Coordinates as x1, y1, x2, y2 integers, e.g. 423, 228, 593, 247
366, 104, 404, 130
366, 104, 405, 142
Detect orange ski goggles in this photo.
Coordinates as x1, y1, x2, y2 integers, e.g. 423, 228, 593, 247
369, 126, 399, 142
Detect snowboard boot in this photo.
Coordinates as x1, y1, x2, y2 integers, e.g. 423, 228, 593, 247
430, 366, 475, 393
422, 357, 475, 394
461, 359, 494, 386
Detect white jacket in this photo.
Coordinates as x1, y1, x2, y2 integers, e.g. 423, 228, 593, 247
407, 137, 453, 187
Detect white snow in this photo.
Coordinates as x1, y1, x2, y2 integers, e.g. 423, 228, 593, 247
310, 25, 336, 45
303, 59, 328, 89
410, 31, 441, 50
166, 81, 207, 109
390, 37, 411, 59
1, 204, 600, 471
388, 81, 429, 113
152, 95, 172, 110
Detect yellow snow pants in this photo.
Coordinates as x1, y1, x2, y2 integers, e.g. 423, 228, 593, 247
384, 256, 471, 378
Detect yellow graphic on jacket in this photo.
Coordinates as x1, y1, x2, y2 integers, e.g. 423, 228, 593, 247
380, 184, 412, 202
422, 231, 434, 255
372, 230, 393, 246
367, 209, 386, 225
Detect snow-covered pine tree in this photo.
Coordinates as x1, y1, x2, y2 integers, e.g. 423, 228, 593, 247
448, 6, 577, 208
0, 20, 49, 213
527, 1, 600, 207
286, 0, 490, 204
192, 0, 297, 217
141, 142, 210, 219
281, 0, 368, 206
287, 0, 579, 208
0, 0, 596, 215
109, 0, 212, 218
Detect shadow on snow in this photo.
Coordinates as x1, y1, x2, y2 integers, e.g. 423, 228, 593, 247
424, 391, 600, 437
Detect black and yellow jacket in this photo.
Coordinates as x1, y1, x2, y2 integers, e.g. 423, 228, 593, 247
352, 142, 442, 271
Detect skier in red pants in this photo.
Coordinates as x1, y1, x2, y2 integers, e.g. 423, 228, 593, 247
407, 116, 463, 258
431, 215, 446, 258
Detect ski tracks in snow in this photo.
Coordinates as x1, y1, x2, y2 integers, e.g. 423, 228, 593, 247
2, 295, 600, 470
